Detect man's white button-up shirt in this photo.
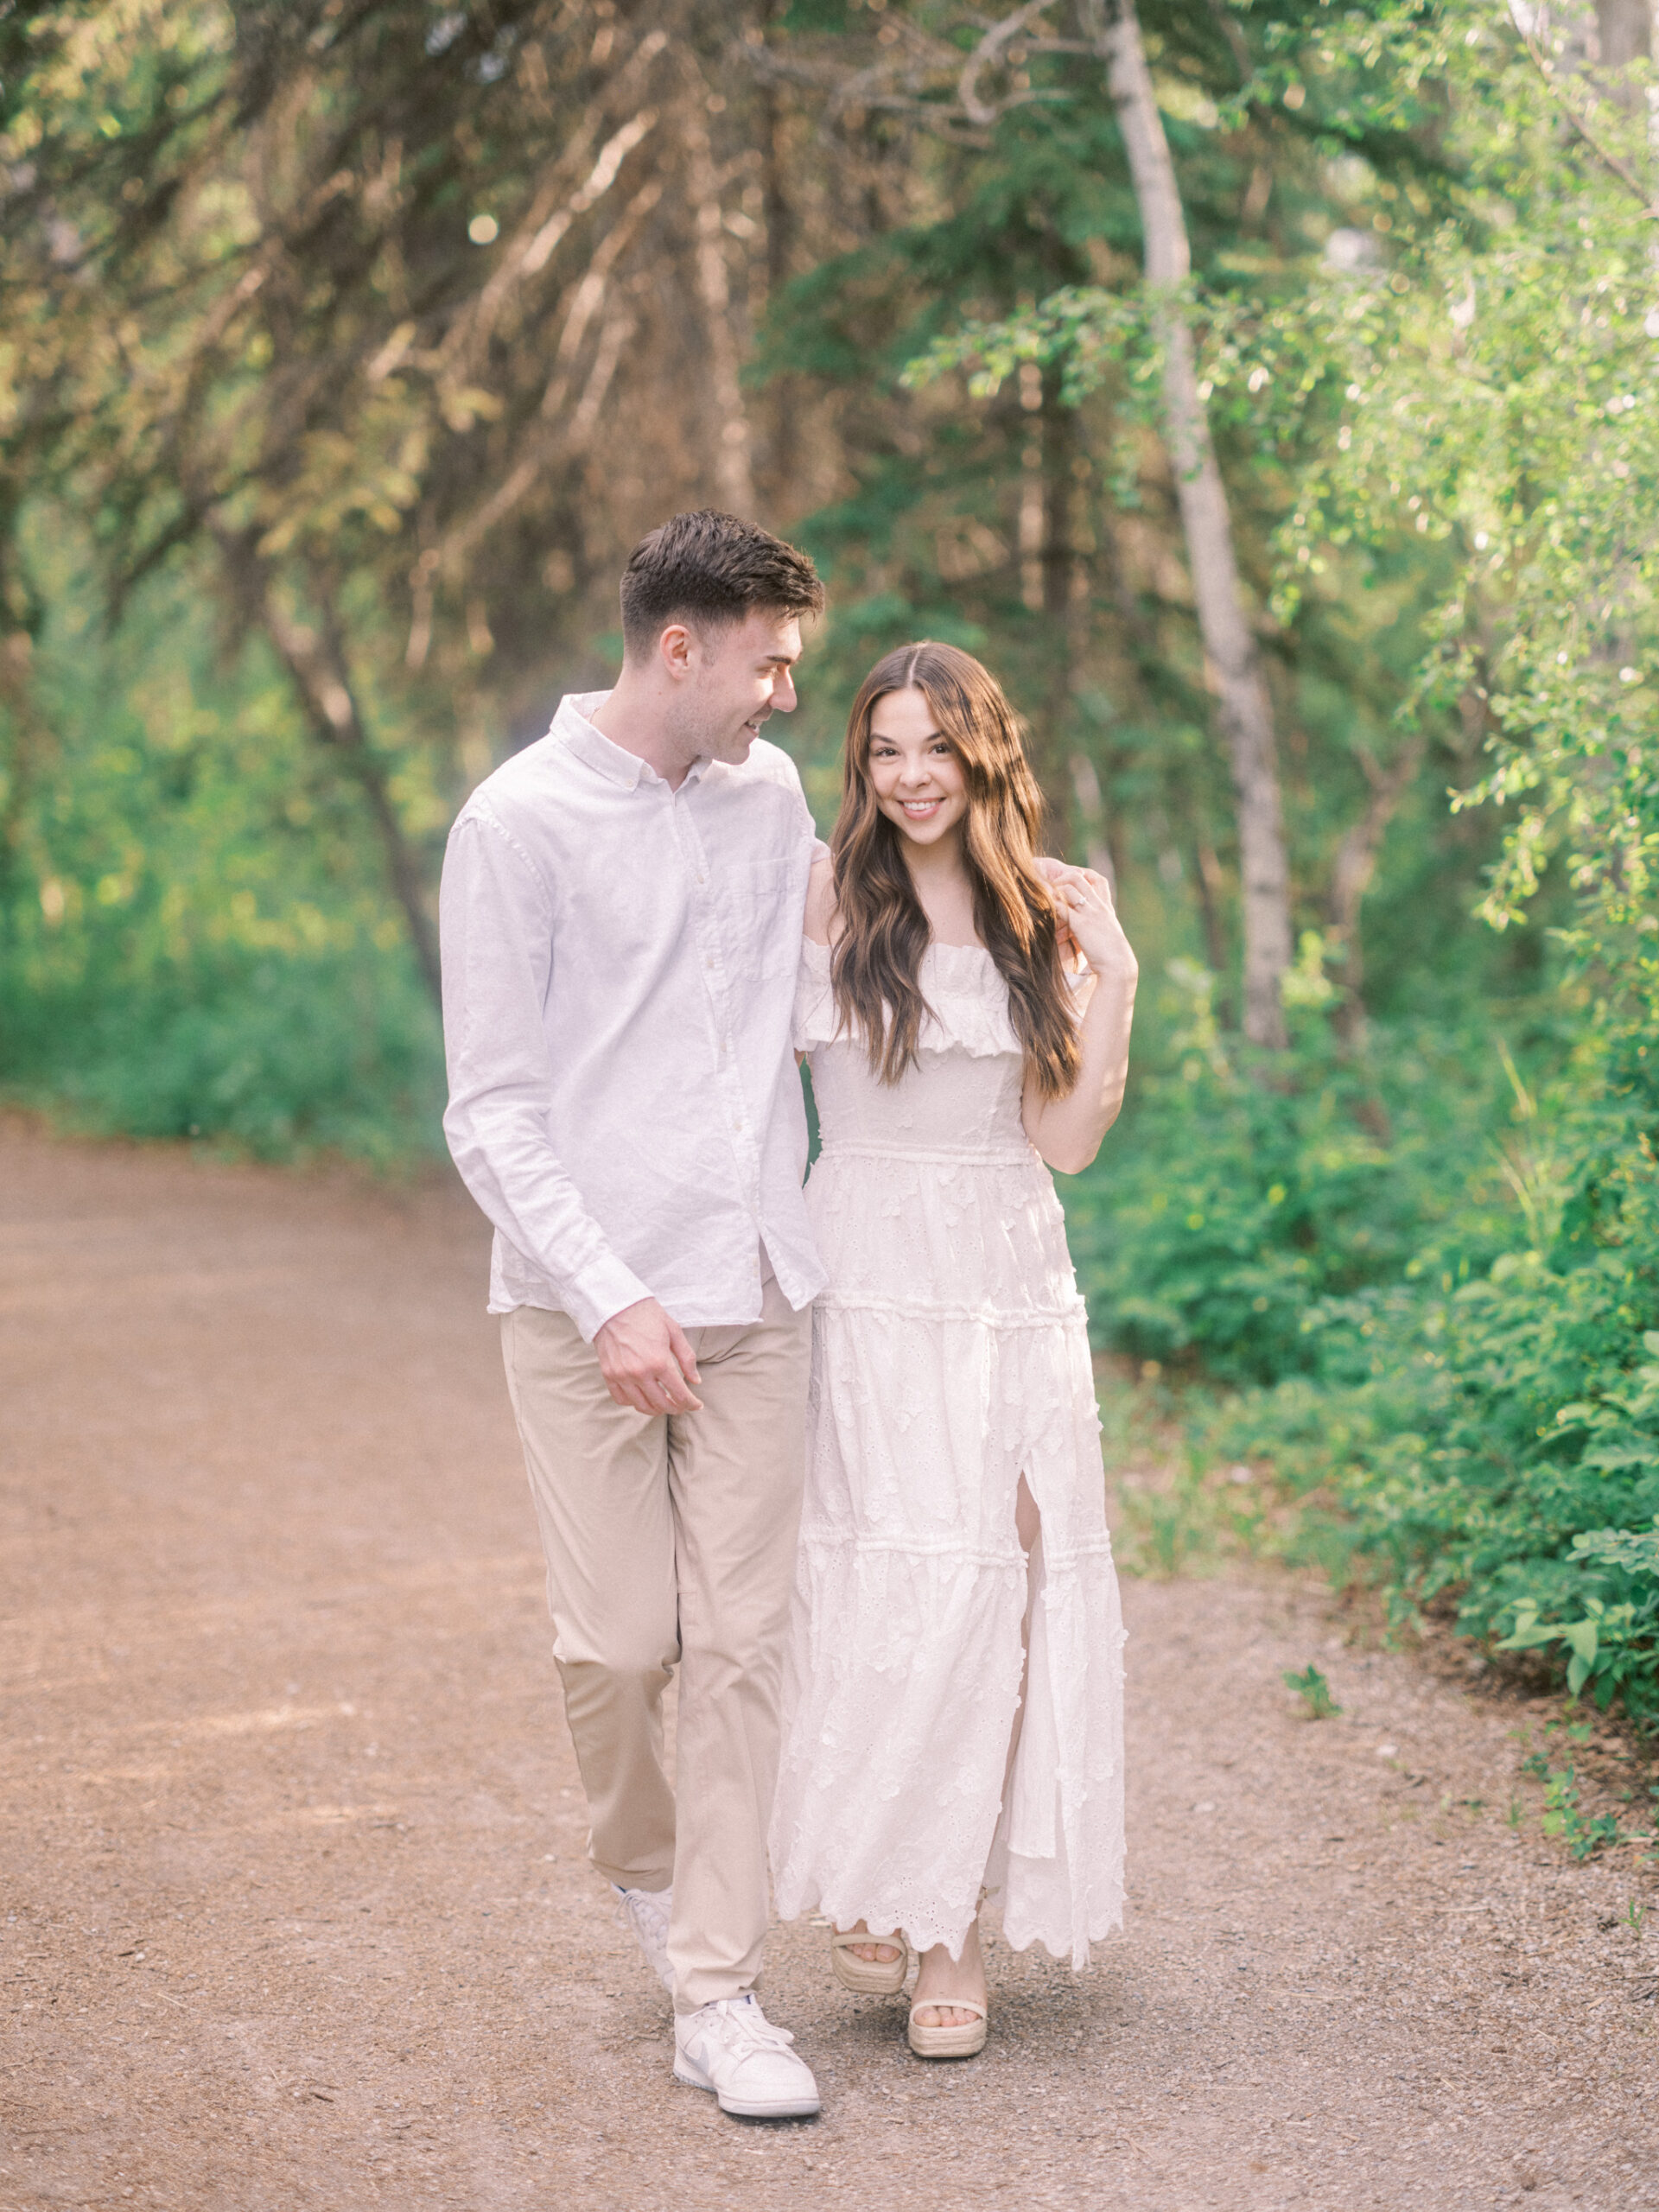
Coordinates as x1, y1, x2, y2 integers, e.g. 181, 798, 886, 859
440, 691, 828, 1340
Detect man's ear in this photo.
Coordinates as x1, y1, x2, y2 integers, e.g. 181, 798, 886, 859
658, 621, 696, 681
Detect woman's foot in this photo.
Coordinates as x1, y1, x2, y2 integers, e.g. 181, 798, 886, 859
837, 1919, 901, 1967
829, 1921, 908, 1995
910, 1917, 988, 2030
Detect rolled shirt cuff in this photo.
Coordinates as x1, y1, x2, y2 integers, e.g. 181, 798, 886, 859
565, 1257, 655, 1344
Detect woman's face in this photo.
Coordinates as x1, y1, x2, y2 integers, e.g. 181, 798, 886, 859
866, 686, 968, 850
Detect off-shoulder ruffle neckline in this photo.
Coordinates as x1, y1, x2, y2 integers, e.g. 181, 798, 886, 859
800, 935, 995, 960
795, 933, 1020, 1058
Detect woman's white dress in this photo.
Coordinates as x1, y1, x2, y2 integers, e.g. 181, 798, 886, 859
769, 938, 1126, 1968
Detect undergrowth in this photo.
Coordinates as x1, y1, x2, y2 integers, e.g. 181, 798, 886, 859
1081, 987, 1659, 1741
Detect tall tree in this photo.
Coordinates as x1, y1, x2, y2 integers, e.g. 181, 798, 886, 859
1089, 0, 1290, 1046
760, 0, 1423, 1046
0, 1, 821, 1003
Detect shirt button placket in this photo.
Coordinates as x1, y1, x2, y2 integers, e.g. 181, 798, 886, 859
679, 809, 751, 1171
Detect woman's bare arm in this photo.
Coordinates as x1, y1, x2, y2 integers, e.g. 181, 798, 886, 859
1021, 871, 1138, 1175
804, 854, 837, 946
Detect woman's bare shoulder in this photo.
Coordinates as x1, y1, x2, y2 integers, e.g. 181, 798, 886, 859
804, 855, 839, 947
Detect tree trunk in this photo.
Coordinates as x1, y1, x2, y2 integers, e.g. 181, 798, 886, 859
1091, 0, 1293, 1046
1596, 0, 1652, 73
1020, 362, 1088, 840
214, 530, 443, 1007
0, 629, 50, 944
682, 90, 758, 518
1068, 751, 1117, 889
1189, 823, 1230, 993
760, 0, 799, 508
1595, 0, 1652, 117
1325, 737, 1423, 1043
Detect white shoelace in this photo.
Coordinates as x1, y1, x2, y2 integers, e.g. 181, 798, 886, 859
700, 1996, 797, 2054
618, 1886, 670, 1948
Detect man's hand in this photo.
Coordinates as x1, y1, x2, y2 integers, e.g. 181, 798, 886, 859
594, 1297, 703, 1415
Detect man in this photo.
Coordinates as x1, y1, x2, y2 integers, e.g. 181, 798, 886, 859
441, 511, 828, 2120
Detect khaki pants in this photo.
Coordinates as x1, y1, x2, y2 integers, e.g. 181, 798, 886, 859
500, 1277, 812, 2013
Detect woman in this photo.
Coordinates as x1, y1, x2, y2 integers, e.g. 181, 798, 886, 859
769, 641, 1137, 2058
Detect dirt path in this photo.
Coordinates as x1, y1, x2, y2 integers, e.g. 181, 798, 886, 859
2, 1119, 1655, 2211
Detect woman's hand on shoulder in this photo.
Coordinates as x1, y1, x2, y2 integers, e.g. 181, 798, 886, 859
1051, 866, 1136, 982
804, 854, 838, 947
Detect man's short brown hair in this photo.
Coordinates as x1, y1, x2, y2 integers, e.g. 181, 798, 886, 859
619, 510, 824, 658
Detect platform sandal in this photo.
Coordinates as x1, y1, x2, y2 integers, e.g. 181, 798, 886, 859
829, 1926, 910, 1997
907, 1997, 988, 2060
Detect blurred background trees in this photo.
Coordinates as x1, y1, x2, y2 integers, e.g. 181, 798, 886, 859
3, 1, 1658, 1721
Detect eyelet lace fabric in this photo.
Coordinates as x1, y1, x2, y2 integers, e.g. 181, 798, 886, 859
769, 939, 1127, 1970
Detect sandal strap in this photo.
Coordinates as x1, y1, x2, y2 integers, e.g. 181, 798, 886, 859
909, 1998, 988, 2024
830, 1929, 904, 1953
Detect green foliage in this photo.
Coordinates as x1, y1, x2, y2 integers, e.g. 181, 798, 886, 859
1538, 1764, 1621, 1863
10, 944, 443, 1166
1110, 1452, 1236, 1579
1061, 962, 1523, 1382
1519, 1731, 1630, 1861
5, 0, 1659, 1739
1282, 1662, 1341, 1719
1207, 1029, 1659, 1719
0, 542, 443, 1166
1034, 2, 1659, 1732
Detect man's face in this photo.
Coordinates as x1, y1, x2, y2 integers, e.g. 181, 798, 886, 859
680, 609, 802, 764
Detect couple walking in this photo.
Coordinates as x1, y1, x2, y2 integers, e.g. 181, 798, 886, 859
441, 510, 1136, 2120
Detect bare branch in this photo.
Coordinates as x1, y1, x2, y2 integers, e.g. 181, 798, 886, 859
958, 0, 1062, 125
213, 524, 442, 1004
425, 178, 664, 592
1518, 25, 1659, 217
423, 26, 672, 384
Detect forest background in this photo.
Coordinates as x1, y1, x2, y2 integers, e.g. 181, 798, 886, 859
3, 0, 1659, 1734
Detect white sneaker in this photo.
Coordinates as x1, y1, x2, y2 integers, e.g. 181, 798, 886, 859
674, 1993, 821, 2119
613, 1882, 674, 1995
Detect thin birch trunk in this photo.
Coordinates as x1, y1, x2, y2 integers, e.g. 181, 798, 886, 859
1069, 751, 1116, 889
1090, 0, 1293, 1046
1595, 0, 1651, 77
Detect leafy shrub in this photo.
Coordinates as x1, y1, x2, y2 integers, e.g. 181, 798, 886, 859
1062, 963, 1519, 1382
0, 540, 448, 1169
1209, 1032, 1659, 1720
3, 944, 444, 1166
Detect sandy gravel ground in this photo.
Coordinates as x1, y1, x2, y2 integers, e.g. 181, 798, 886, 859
2, 1119, 1656, 2212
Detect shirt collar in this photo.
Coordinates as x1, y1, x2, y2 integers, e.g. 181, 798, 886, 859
555, 698, 716, 796
553, 690, 716, 791
554, 692, 646, 789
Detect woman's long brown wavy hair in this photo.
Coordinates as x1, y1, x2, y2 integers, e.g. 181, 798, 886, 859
829, 641, 1081, 1102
